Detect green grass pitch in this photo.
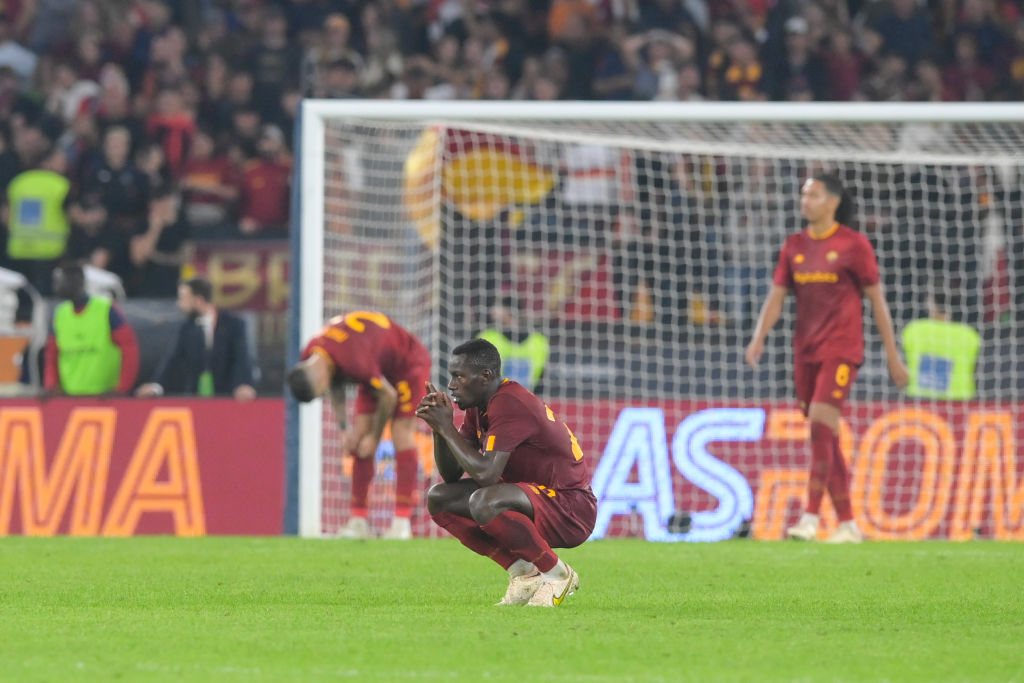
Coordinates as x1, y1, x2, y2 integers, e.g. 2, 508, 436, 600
0, 537, 1021, 682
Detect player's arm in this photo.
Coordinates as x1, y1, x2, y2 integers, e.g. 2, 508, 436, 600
416, 384, 510, 486
366, 376, 399, 445
863, 284, 909, 388
745, 284, 788, 367
417, 382, 465, 482
328, 379, 347, 431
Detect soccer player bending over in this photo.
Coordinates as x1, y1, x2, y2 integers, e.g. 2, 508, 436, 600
416, 339, 596, 607
746, 173, 908, 544
287, 311, 431, 540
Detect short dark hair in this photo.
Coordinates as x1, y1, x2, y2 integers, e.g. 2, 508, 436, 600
811, 172, 855, 225
452, 338, 501, 375
182, 277, 213, 303
286, 364, 316, 403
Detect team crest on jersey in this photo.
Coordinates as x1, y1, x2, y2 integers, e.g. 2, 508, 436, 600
827, 251, 838, 262
794, 254, 805, 264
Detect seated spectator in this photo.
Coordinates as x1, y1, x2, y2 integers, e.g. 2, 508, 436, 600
45, 262, 138, 396
136, 276, 256, 399
130, 183, 191, 297
179, 128, 239, 231
238, 125, 291, 237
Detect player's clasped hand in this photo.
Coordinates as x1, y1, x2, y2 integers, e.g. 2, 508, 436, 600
416, 381, 453, 430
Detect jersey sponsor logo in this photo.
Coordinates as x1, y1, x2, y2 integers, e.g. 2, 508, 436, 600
793, 271, 839, 284
794, 254, 805, 264
827, 250, 839, 262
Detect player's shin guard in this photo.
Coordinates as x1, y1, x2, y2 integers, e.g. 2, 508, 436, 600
350, 455, 374, 518
480, 511, 559, 573
828, 434, 854, 522
806, 422, 834, 515
431, 511, 516, 569
393, 448, 418, 518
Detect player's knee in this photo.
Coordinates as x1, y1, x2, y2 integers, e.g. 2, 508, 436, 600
426, 483, 456, 515
467, 487, 502, 525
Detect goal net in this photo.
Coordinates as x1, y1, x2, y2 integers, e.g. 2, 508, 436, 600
290, 102, 1024, 541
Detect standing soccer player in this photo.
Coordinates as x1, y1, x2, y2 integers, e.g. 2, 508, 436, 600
287, 311, 431, 540
745, 174, 908, 543
416, 339, 596, 607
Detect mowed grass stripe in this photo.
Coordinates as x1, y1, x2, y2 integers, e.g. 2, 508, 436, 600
0, 537, 1021, 682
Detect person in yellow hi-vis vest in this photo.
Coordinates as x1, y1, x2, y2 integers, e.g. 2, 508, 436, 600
4, 148, 71, 295
45, 263, 139, 396
477, 298, 549, 393
902, 288, 981, 400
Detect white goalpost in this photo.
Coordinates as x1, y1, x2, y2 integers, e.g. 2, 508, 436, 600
288, 101, 1024, 541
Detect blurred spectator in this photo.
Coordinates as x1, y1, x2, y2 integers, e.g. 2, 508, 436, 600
302, 12, 363, 96
179, 129, 239, 232
45, 261, 138, 396
247, 5, 302, 118
713, 35, 767, 101
145, 87, 196, 177
136, 276, 256, 399
95, 64, 144, 145
955, 0, 1005, 67
68, 126, 144, 268
130, 183, 190, 297
238, 124, 291, 237
943, 33, 995, 101
590, 22, 635, 101
0, 9, 37, 84
823, 29, 864, 100
625, 28, 697, 101
766, 16, 829, 101
905, 59, 948, 101
871, 0, 934, 67
4, 146, 71, 295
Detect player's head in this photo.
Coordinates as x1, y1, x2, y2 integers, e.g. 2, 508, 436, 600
178, 277, 213, 318
53, 262, 85, 301
286, 354, 332, 403
801, 172, 853, 225
447, 338, 502, 409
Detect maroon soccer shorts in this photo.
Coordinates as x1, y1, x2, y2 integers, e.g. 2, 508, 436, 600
355, 363, 430, 419
514, 483, 597, 549
793, 358, 859, 415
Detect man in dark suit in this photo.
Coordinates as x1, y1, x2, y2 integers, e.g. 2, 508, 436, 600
136, 277, 257, 399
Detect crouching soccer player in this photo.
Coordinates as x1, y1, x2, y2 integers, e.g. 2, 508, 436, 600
416, 339, 596, 607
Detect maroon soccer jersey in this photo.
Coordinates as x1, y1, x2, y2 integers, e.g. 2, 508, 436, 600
301, 311, 430, 387
773, 224, 880, 364
458, 380, 590, 491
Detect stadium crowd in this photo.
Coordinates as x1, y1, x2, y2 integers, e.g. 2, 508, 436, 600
1, 0, 1022, 296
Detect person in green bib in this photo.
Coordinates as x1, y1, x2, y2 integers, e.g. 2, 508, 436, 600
902, 288, 981, 400
44, 263, 139, 396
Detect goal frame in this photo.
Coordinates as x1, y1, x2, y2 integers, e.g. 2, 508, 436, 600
286, 100, 1024, 537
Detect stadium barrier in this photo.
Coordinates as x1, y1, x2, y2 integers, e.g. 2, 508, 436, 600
0, 398, 284, 536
